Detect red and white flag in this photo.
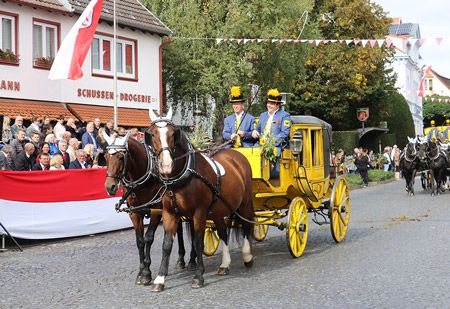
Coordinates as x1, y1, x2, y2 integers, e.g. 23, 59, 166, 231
49, 0, 103, 80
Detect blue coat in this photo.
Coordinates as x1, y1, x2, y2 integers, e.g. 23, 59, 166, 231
223, 112, 255, 147
255, 109, 291, 150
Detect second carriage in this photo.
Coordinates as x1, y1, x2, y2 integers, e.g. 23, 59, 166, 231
204, 115, 351, 257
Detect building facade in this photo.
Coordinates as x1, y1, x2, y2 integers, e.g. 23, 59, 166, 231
388, 19, 424, 135
424, 69, 450, 97
0, 0, 171, 127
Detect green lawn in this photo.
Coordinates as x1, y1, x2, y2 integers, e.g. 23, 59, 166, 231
344, 169, 395, 188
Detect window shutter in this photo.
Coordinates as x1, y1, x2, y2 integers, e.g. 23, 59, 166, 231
103, 40, 111, 71
125, 44, 133, 74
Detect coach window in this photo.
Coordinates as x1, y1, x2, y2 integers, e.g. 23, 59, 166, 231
0, 12, 18, 64
33, 19, 59, 68
91, 34, 137, 80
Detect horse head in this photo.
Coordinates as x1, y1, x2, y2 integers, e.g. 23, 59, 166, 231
103, 131, 130, 195
416, 137, 428, 161
147, 107, 183, 176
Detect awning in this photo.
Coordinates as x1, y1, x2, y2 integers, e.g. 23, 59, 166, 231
0, 98, 151, 127
0, 98, 71, 120
67, 103, 151, 127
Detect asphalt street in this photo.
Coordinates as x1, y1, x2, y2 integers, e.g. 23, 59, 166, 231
1, 178, 450, 308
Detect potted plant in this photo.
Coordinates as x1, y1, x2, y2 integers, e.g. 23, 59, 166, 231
0, 49, 19, 64
34, 56, 54, 69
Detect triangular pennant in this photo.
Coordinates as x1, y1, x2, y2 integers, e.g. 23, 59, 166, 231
369, 40, 376, 48
216, 38, 223, 44
315, 39, 321, 46
294, 39, 300, 43
286, 39, 293, 43
257, 39, 264, 43
419, 38, 426, 46
377, 39, 384, 48
236, 39, 243, 44
361, 39, 368, 47
345, 40, 352, 45
308, 40, 315, 44
353, 38, 361, 45
300, 39, 308, 43
243, 39, 250, 44
385, 39, 393, 47
272, 39, 279, 43
436, 37, 443, 45
323, 40, 329, 44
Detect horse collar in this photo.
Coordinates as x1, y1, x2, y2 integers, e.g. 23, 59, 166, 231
160, 142, 196, 187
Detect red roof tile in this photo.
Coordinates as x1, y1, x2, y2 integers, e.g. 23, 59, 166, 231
0, 98, 71, 121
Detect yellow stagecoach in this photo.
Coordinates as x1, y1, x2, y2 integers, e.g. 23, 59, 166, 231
203, 115, 351, 258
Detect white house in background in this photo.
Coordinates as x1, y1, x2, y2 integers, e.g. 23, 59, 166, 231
424, 69, 450, 97
0, 0, 171, 127
388, 18, 424, 135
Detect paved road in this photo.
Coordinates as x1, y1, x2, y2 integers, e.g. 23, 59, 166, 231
1, 179, 450, 308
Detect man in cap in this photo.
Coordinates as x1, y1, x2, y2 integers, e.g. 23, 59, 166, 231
443, 119, 450, 142
427, 120, 441, 142
223, 86, 255, 147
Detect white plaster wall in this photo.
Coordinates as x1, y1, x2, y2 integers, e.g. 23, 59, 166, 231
0, 2, 161, 110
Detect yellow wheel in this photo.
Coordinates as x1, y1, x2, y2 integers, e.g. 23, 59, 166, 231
253, 217, 269, 241
286, 197, 308, 258
203, 227, 219, 256
330, 176, 350, 243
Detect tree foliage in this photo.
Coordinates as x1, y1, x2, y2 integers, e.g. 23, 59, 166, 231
144, 0, 317, 137
291, 0, 394, 130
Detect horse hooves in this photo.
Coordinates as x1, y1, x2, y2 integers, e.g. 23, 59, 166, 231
244, 258, 254, 268
135, 274, 152, 286
175, 261, 186, 270
191, 278, 204, 289
151, 283, 165, 293
217, 267, 230, 276
187, 262, 197, 271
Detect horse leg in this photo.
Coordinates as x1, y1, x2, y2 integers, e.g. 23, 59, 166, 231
430, 169, 436, 196
191, 215, 207, 288
187, 221, 197, 271
138, 213, 161, 286
411, 169, 416, 196
239, 199, 255, 268
175, 220, 186, 269
215, 218, 231, 276
130, 213, 148, 285
151, 212, 177, 293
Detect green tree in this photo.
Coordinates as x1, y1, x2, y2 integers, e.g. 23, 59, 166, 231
422, 101, 450, 126
144, 0, 317, 139
291, 0, 394, 130
384, 92, 415, 147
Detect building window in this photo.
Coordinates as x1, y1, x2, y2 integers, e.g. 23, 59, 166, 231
33, 19, 59, 68
91, 34, 137, 79
428, 79, 433, 91
0, 12, 18, 64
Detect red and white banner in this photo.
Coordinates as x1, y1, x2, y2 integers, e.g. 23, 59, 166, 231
48, 0, 103, 80
0, 169, 133, 239
418, 65, 432, 97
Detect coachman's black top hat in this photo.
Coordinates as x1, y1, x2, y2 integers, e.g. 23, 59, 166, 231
230, 86, 245, 103
267, 88, 282, 104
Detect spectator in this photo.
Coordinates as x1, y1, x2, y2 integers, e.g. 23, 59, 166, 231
54, 115, 66, 140
36, 142, 51, 164
29, 132, 41, 163
40, 124, 53, 143
55, 140, 70, 169
67, 138, 80, 162
32, 153, 50, 171
40, 115, 51, 131
2, 115, 13, 144
10, 115, 25, 139
83, 144, 95, 167
0, 145, 13, 170
65, 117, 79, 139
26, 115, 42, 138
129, 128, 139, 140
45, 134, 59, 156
62, 131, 72, 145
104, 119, 114, 136
391, 145, 401, 172
383, 146, 392, 171
10, 129, 27, 161
82, 122, 102, 156
69, 149, 89, 169
96, 128, 107, 167
116, 127, 126, 137
14, 143, 35, 171
335, 149, 345, 175
355, 148, 370, 187
93, 117, 102, 138
49, 154, 65, 170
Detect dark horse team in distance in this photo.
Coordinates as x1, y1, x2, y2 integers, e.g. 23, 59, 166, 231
104, 108, 255, 292
400, 136, 449, 196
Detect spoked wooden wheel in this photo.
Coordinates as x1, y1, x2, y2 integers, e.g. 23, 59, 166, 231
253, 217, 269, 241
203, 226, 219, 256
286, 197, 309, 258
330, 176, 351, 243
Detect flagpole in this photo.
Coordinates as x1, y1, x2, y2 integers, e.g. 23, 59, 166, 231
113, 0, 118, 129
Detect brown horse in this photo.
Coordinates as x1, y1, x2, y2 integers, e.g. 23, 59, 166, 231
146, 109, 255, 292
103, 132, 196, 286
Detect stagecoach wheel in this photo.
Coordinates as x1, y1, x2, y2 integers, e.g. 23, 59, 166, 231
286, 197, 309, 258
203, 227, 219, 256
253, 217, 269, 241
329, 176, 351, 243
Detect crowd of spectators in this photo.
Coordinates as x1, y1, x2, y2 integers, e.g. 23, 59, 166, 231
0, 115, 141, 171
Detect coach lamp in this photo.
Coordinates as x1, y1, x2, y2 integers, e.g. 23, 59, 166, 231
289, 130, 303, 157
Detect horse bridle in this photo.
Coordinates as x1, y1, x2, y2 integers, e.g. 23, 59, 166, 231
147, 119, 184, 162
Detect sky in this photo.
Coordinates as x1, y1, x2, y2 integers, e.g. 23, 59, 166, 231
372, 0, 450, 77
